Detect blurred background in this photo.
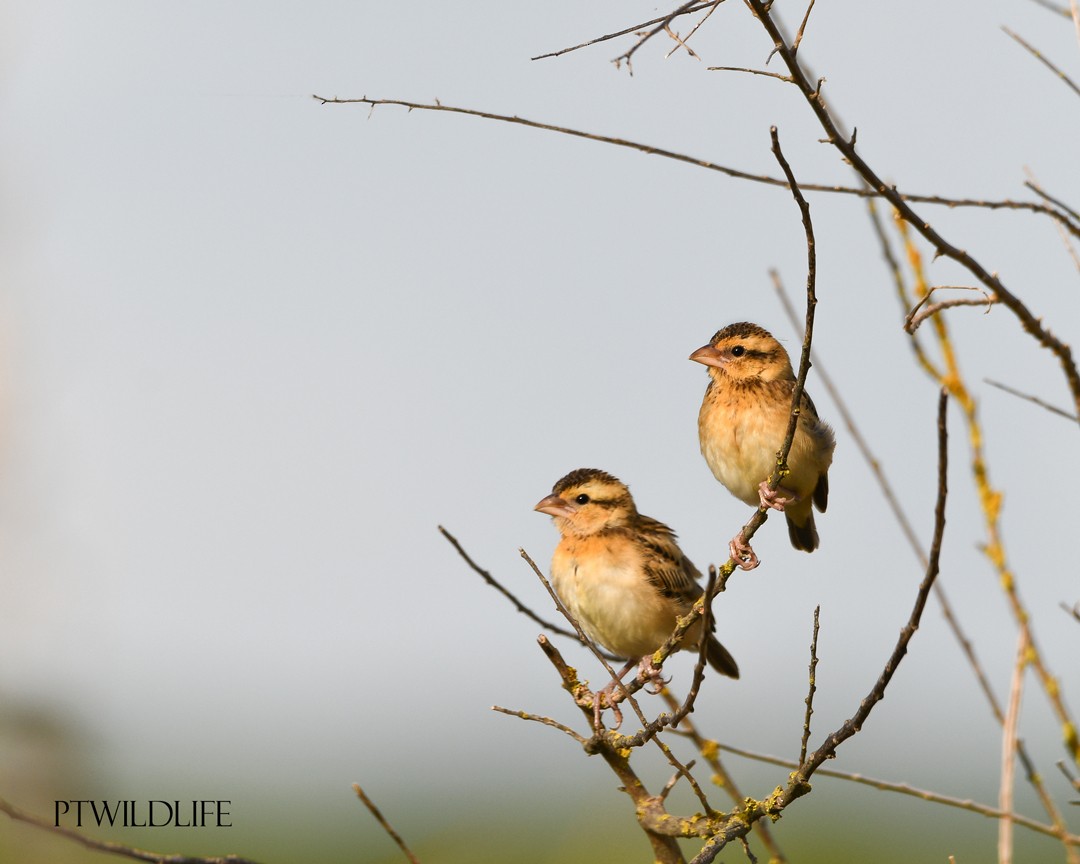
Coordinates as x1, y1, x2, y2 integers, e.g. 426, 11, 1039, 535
1, 1, 1078, 861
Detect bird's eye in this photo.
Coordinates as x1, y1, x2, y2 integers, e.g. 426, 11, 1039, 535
731, 345, 746, 357
574, 494, 590, 505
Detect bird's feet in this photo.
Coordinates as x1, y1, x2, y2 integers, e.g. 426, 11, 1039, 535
593, 682, 624, 730
758, 480, 799, 513
634, 654, 670, 694
729, 531, 760, 571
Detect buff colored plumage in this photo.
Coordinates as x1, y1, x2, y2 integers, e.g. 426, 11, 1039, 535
690, 322, 835, 569
534, 468, 738, 679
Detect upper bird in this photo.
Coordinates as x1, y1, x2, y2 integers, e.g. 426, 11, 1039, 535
534, 468, 739, 685
690, 322, 835, 569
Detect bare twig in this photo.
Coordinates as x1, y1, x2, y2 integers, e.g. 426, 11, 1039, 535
492, 705, 588, 743
439, 525, 585, 645
799, 606, 820, 765
1028, 0, 1073, 18
984, 379, 1079, 421
706, 65, 792, 81
904, 292, 998, 333
312, 95, 1080, 242
667, 1, 723, 59
531, 2, 719, 61
767, 125, 818, 500
791, 0, 817, 55
353, 784, 421, 864
612, 0, 713, 71
1024, 179, 1080, 225
713, 743, 1080, 846
1002, 25, 1080, 99
0, 797, 261, 864
999, 632, 1029, 864
518, 546, 647, 729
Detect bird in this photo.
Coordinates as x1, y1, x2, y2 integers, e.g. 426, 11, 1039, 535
534, 468, 739, 701
690, 322, 835, 569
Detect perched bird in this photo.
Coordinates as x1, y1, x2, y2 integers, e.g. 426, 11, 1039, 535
690, 322, 835, 569
534, 468, 739, 689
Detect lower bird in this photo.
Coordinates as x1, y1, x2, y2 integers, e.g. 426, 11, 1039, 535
534, 468, 739, 722
690, 322, 835, 569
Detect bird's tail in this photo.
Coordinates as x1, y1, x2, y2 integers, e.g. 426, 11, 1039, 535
786, 510, 819, 552
706, 636, 740, 679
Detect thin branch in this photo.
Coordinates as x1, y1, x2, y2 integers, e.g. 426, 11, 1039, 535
439, 525, 606, 649
518, 546, 647, 729
999, 631, 1028, 864
706, 65, 792, 82
312, 95, 1080, 242
1024, 179, 1080, 225
799, 606, 821, 765
984, 379, 1079, 421
0, 797, 262, 864
667, 1, 724, 59
1028, 0, 1074, 17
492, 705, 588, 743
531, 2, 718, 61
612, 0, 713, 71
713, 743, 1080, 846
791, 0, 816, 55
767, 125, 818, 500
353, 784, 420, 864
904, 293, 998, 334
1002, 26, 1080, 99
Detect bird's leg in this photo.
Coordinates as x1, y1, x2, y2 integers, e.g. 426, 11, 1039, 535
758, 480, 799, 512
593, 659, 637, 730
729, 531, 760, 571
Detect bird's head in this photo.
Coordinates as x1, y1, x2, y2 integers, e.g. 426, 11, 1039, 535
534, 468, 637, 537
689, 321, 794, 384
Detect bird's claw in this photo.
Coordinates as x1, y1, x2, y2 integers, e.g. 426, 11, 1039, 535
758, 480, 799, 513
729, 533, 760, 571
593, 684, 624, 730
635, 655, 669, 694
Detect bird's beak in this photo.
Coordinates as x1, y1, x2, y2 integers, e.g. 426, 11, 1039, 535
689, 344, 726, 368
534, 494, 576, 518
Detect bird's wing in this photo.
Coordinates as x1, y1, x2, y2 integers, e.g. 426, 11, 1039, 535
634, 516, 704, 606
